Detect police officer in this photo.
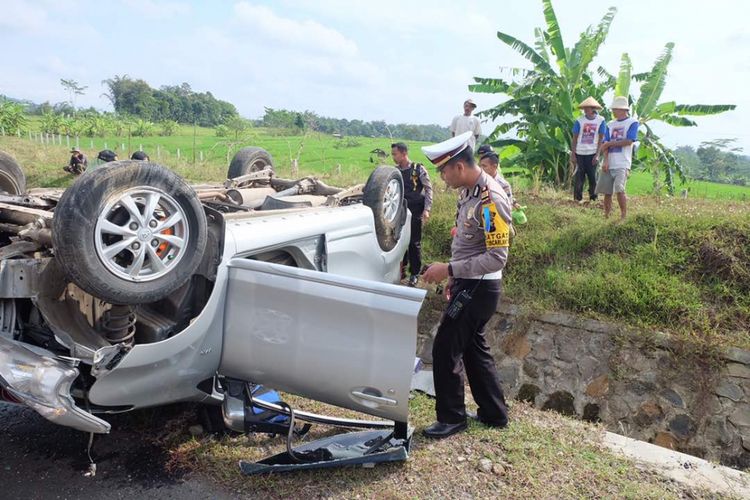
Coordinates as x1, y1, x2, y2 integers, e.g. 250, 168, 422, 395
97, 149, 118, 163
391, 142, 433, 287
420, 131, 510, 439
478, 150, 520, 210
131, 151, 150, 161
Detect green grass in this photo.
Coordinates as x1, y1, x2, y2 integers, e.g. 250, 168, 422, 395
10, 123, 435, 186
11, 123, 750, 200
626, 170, 750, 201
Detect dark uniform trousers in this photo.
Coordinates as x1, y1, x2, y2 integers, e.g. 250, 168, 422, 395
432, 278, 509, 425
402, 203, 423, 277
574, 154, 598, 201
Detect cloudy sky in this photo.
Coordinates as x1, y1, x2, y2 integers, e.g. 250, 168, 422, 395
2, 0, 747, 150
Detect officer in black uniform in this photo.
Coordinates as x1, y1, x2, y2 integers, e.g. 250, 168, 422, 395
420, 131, 511, 439
391, 142, 433, 287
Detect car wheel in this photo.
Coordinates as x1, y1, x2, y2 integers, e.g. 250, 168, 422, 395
227, 147, 274, 179
53, 161, 208, 305
0, 151, 26, 195
363, 166, 406, 252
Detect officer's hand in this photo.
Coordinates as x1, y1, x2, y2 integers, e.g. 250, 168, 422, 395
421, 210, 430, 223
602, 162, 609, 173
421, 263, 449, 284
592, 155, 599, 166
444, 277, 453, 300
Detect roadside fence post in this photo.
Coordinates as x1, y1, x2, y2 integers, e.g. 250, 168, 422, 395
177, 148, 181, 159
66, 135, 70, 147
157, 145, 161, 159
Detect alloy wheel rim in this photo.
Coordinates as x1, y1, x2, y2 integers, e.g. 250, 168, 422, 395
94, 187, 189, 282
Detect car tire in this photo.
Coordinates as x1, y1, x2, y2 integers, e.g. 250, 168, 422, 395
0, 151, 26, 195
227, 147, 274, 179
53, 161, 208, 305
363, 166, 406, 252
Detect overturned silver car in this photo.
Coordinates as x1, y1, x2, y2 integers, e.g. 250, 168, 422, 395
0, 147, 425, 448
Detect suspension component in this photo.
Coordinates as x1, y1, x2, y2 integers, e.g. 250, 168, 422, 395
101, 304, 136, 344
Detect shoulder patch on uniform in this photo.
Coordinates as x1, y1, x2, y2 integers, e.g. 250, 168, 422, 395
481, 197, 509, 248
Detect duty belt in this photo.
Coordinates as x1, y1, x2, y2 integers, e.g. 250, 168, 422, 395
464, 270, 503, 280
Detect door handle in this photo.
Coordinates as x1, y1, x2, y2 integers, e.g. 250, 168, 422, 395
351, 391, 398, 406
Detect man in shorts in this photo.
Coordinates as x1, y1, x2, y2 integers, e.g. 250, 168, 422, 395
597, 96, 639, 220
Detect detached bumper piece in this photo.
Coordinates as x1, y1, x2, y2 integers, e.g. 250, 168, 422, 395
239, 427, 412, 475
0, 336, 110, 434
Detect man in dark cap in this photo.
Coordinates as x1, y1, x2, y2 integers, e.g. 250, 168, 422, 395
475, 144, 494, 159
97, 149, 118, 163
131, 151, 150, 161
391, 142, 433, 287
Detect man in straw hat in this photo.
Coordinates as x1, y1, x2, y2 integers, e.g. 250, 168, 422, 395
419, 131, 510, 439
571, 96, 606, 203
451, 99, 482, 151
64, 147, 88, 175
597, 96, 639, 220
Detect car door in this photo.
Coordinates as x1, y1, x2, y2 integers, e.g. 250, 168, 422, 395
219, 258, 425, 424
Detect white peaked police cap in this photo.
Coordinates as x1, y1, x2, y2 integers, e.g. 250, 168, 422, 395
422, 131, 473, 168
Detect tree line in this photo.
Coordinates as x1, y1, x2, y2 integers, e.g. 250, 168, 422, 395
675, 140, 750, 186
258, 107, 450, 142
101, 76, 238, 127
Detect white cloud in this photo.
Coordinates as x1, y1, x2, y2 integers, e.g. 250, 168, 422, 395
232, 2, 358, 57
0, 0, 52, 34
120, 0, 191, 19
0, 0, 98, 38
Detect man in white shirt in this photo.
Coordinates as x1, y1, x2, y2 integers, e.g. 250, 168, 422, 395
451, 99, 482, 151
571, 97, 606, 203
597, 96, 639, 220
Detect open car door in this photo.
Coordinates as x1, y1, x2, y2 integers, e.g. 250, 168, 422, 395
219, 259, 425, 425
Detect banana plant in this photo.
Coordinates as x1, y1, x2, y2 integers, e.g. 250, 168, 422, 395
0, 101, 29, 135
616, 43, 736, 193
470, 0, 617, 184
39, 112, 63, 134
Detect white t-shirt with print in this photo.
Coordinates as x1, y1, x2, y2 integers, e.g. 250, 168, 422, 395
606, 117, 639, 170
573, 114, 606, 155
451, 115, 482, 150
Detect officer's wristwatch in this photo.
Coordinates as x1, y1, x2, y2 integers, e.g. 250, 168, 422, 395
448, 263, 454, 277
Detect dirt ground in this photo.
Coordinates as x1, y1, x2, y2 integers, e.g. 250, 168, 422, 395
0, 402, 231, 500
